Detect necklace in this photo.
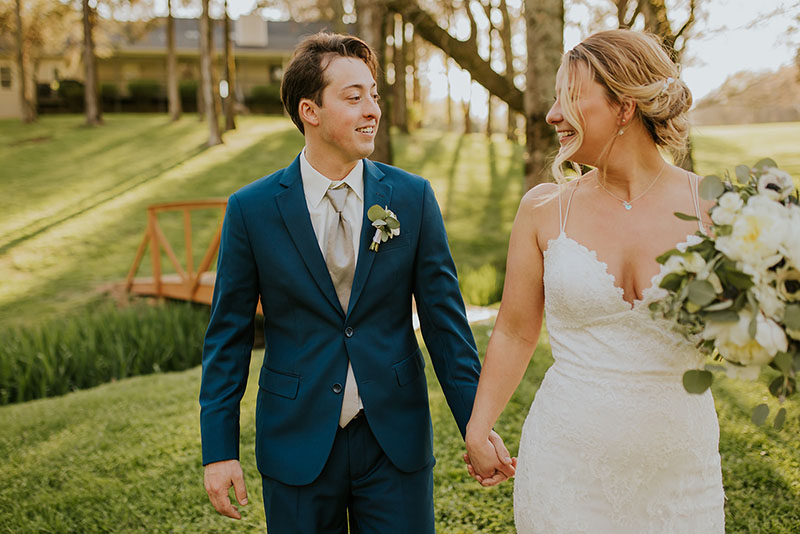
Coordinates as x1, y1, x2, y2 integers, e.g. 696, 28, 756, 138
595, 161, 667, 211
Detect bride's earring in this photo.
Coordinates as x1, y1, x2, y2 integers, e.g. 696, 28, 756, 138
618, 119, 627, 136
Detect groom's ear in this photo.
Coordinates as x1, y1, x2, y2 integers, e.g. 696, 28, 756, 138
298, 98, 320, 129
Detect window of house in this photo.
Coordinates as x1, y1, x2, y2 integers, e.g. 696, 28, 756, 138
0, 67, 11, 89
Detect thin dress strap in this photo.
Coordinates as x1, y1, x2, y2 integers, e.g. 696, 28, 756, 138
561, 179, 580, 235
687, 171, 706, 235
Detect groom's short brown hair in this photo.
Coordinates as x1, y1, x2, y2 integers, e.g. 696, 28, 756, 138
281, 32, 378, 134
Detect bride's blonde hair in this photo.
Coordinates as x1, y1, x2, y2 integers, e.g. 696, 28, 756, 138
551, 29, 693, 184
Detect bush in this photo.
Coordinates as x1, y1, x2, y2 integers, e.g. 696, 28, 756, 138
179, 80, 198, 112
57, 79, 84, 112
0, 301, 210, 405
248, 84, 283, 114
127, 79, 162, 111
459, 263, 504, 306
100, 83, 119, 111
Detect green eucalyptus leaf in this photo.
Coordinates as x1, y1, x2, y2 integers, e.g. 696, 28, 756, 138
793, 353, 800, 372
386, 218, 400, 229
735, 165, 751, 184
699, 175, 725, 200
367, 205, 387, 221
687, 280, 717, 307
683, 369, 713, 394
773, 352, 794, 374
783, 304, 800, 331
703, 310, 739, 323
748, 313, 758, 339
751, 403, 769, 426
754, 158, 778, 171
656, 248, 680, 264
769, 375, 785, 397
660, 272, 684, 292
674, 211, 700, 221
773, 407, 787, 430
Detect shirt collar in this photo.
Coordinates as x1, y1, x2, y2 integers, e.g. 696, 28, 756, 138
300, 148, 364, 208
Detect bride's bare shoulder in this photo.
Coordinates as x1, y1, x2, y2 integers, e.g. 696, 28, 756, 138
519, 182, 561, 213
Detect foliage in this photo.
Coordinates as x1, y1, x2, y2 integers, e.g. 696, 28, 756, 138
127, 79, 162, 102
650, 160, 800, 426
0, 300, 209, 405
178, 79, 198, 111
247, 84, 283, 114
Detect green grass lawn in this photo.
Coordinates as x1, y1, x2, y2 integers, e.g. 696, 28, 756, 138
0, 115, 799, 532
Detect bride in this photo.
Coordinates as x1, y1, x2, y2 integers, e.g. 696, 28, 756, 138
464, 29, 725, 533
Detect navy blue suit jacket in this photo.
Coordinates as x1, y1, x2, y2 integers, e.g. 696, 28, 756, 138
199, 155, 481, 485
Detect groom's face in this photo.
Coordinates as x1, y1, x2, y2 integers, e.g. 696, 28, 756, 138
309, 56, 381, 165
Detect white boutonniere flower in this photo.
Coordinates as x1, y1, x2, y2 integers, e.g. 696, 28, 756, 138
367, 205, 400, 252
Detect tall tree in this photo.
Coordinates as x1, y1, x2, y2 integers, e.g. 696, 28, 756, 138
82, 0, 102, 125
223, 0, 236, 131
14, 0, 35, 123
200, 0, 221, 145
166, 0, 180, 121
498, 0, 518, 139
525, 0, 563, 189
393, 14, 408, 133
354, 0, 392, 163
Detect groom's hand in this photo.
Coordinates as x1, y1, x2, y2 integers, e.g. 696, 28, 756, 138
204, 459, 248, 519
464, 430, 516, 487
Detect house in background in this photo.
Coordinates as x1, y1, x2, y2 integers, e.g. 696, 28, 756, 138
0, 14, 342, 119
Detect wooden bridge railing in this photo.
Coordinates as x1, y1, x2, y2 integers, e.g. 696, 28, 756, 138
125, 199, 227, 306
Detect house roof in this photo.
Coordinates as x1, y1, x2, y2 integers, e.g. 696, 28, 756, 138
113, 18, 350, 54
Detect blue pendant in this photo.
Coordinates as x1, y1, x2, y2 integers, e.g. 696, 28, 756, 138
623, 202, 632, 210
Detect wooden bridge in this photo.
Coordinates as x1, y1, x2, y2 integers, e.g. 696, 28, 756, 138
124, 200, 495, 326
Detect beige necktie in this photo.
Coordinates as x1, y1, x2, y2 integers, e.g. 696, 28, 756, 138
325, 183, 361, 427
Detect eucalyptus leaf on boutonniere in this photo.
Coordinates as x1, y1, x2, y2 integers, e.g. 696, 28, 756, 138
367, 204, 400, 252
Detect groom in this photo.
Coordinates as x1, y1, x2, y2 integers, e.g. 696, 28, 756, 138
200, 33, 513, 533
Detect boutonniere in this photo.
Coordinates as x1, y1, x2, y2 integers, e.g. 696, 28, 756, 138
367, 204, 400, 252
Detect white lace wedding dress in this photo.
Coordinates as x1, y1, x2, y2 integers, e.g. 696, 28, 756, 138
514, 178, 725, 533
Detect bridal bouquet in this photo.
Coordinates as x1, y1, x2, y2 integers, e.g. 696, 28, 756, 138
649, 158, 799, 428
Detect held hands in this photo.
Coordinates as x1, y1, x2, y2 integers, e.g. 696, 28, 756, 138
204, 459, 248, 520
464, 430, 517, 487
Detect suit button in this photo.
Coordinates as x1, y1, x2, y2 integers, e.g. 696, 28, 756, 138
344, 326, 354, 338
332, 383, 343, 394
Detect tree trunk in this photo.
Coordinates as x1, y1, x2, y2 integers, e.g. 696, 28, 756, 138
223, 0, 236, 131
200, 0, 221, 146
445, 57, 452, 129
524, 0, 562, 190
330, 0, 346, 33
15, 0, 35, 123
393, 15, 408, 133
499, 0, 516, 139
410, 32, 421, 129
82, 0, 101, 126
355, 0, 392, 164
486, 27, 493, 136
167, 0, 181, 121
462, 75, 472, 134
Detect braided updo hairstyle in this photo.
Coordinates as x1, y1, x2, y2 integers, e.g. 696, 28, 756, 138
552, 29, 693, 183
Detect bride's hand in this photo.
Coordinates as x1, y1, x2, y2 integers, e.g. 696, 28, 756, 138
464, 430, 516, 486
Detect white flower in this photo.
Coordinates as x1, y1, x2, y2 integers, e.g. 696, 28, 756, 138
703, 309, 787, 366
711, 192, 743, 226
676, 234, 703, 253
664, 252, 705, 274
705, 272, 724, 294
781, 204, 800, 269
724, 362, 761, 381
775, 264, 800, 302
752, 282, 785, 321
715, 195, 786, 273
757, 168, 795, 201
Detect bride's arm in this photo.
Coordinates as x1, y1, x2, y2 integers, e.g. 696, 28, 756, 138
465, 185, 551, 481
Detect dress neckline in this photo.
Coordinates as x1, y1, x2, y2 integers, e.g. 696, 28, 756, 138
544, 232, 689, 312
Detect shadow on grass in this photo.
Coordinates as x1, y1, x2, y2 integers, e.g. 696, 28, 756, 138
0, 127, 304, 326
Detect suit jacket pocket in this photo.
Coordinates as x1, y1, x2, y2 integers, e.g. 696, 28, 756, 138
393, 349, 425, 387
259, 367, 300, 399
375, 234, 410, 252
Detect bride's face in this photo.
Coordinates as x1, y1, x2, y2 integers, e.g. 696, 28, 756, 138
546, 62, 621, 166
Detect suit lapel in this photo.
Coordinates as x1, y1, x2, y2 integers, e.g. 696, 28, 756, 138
347, 159, 391, 318
276, 156, 343, 315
